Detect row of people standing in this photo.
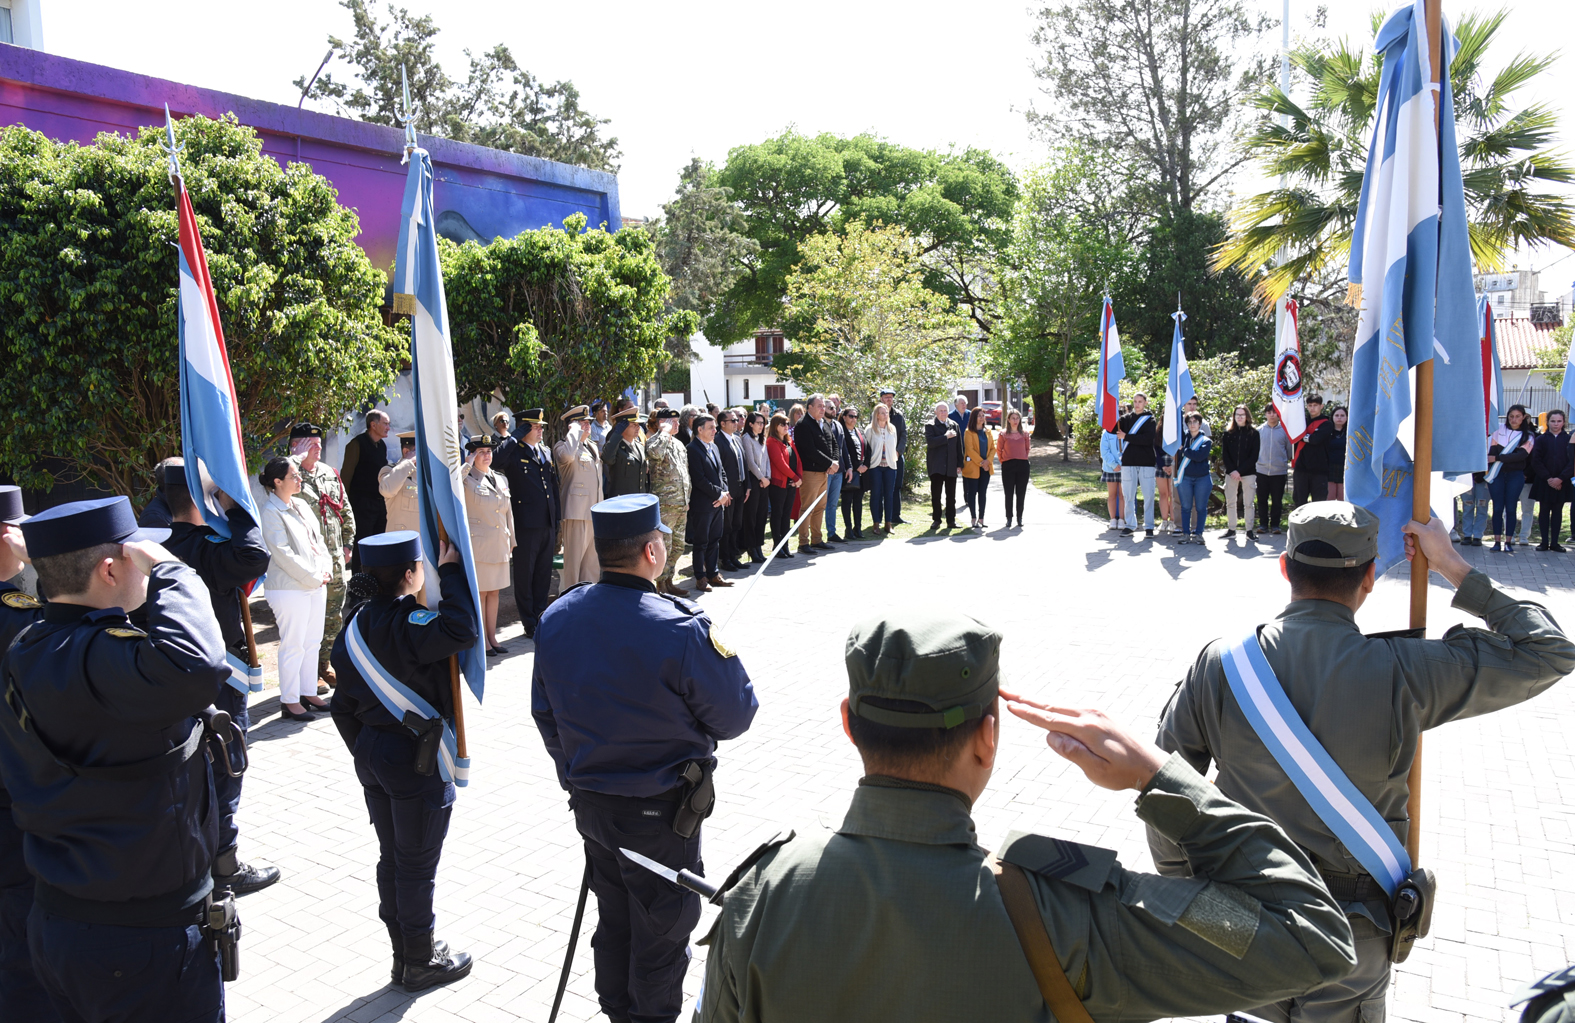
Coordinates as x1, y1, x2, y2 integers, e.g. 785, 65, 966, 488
1465, 403, 1575, 554
923, 397, 1033, 529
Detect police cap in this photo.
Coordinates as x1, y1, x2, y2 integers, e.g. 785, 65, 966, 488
360, 530, 423, 567
397, 430, 416, 445
561, 405, 590, 422
0, 484, 28, 525
611, 406, 642, 422
465, 434, 496, 452
845, 609, 1001, 729
1287, 501, 1379, 568
290, 422, 324, 439
591, 494, 671, 540
518, 408, 547, 425
21, 497, 169, 558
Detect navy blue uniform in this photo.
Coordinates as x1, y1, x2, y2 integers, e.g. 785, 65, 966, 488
329, 563, 476, 941
164, 508, 269, 859
532, 573, 757, 1023
496, 436, 560, 632
0, 581, 56, 1022
0, 562, 229, 1023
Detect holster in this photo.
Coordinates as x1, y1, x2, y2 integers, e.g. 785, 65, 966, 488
203, 890, 242, 982
199, 706, 248, 779
1389, 866, 1436, 963
671, 758, 717, 839
402, 711, 442, 777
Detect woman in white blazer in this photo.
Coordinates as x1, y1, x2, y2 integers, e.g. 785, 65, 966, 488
259, 456, 334, 721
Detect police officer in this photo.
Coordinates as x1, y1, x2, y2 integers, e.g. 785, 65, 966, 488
159, 458, 281, 896
497, 409, 559, 637
1152, 502, 1575, 1023
0, 496, 234, 1022
532, 494, 757, 1023
604, 405, 649, 499
0, 485, 56, 1021
695, 609, 1357, 1022
329, 531, 477, 992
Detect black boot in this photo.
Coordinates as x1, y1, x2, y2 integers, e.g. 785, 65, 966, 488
386, 923, 405, 986
402, 931, 472, 992
212, 846, 281, 897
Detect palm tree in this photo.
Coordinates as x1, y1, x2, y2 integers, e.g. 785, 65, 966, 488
1215, 8, 1575, 309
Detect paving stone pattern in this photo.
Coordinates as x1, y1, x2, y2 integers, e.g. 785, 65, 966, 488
225, 472, 1575, 1023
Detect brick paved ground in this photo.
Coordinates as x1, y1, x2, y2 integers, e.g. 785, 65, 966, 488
224, 459, 1575, 1023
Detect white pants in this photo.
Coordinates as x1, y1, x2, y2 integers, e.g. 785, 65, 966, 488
268, 586, 327, 704
1224, 474, 1257, 531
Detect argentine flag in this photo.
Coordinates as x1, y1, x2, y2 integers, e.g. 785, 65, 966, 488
1162, 309, 1194, 455
1345, 1, 1485, 576
1094, 297, 1124, 431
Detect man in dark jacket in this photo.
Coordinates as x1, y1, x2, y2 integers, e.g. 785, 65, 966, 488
342, 410, 392, 567
497, 409, 560, 636
716, 411, 749, 570
1117, 394, 1159, 536
880, 388, 908, 525
687, 415, 732, 592
821, 408, 848, 542
1531, 409, 1575, 551
1221, 414, 1262, 540
792, 395, 840, 552
924, 402, 963, 529
1292, 395, 1333, 509
602, 406, 649, 500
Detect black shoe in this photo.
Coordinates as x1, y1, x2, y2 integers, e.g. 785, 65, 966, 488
300, 696, 331, 711
853, 529, 864, 539
777, 549, 794, 559
721, 560, 744, 572
1554, 543, 1568, 553
214, 860, 281, 896
1246, 531, 1258, 541
1537, 543, 1551, 551
946, 521, 958, 529
1223, 529, 1236, 538
753, 548, 769, 562
280, 705, 313, 722
893, 517, 907, 525
402, 932, 472, 992
813, 542, 834, 551
827, 535, 847, 544
1145, 529, 1154, 538
1120, 527, 1134, 536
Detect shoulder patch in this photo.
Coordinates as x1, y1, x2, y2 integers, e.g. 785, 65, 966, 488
104, 626, 148, 639
709, 623, 736, 659
998, 830, 1118, 892
1, 591, 42, 610
408, 609, 440, 626
205, 534, 228, 544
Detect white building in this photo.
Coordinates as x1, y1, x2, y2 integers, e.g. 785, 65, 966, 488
690, 329, 804, 409
0, 0, 45, 48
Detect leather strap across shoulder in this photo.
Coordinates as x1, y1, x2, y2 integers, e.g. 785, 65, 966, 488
992, 859, 1095, 1023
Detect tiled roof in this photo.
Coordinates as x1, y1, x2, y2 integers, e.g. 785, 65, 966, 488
1495, 316, 1563, 370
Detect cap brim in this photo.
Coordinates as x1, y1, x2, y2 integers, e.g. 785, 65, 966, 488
656, 522, 672, 534
127, 527, 171, 546
0, 514, 29, 526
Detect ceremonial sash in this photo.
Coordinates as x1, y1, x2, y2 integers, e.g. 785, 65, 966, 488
1485, 429, 1525, 484
1178, 435, 1209, 477
344, 613, 470, 787
1220, 629, 1410, 896
224, 650, 263, 694
1120, 414, 1152, 455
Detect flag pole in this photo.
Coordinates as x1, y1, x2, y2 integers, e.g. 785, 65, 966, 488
435, 516, 469, 760
1404, 0, 1444, 868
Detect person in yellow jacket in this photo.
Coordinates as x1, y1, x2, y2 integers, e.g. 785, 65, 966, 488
960, 408, 997, 530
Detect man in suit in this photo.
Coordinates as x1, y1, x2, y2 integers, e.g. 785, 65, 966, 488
925, 402, 963, 529
554, 404, 604, 589
499, 408, 560, 637
880, 388, 908, 525
686, 414, 732, 593
792, 394, 840, 553
716, 410, 749, 571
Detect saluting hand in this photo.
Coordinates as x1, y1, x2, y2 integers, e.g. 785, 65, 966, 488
123, 540, 176, 576
1000, 690, 1166, 792
1, 527, 29, 565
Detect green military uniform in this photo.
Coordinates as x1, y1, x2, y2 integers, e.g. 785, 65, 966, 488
295, 452, 356, 672
604, 408, 649, 498
696, 611, 1357, 1023
1152, 502, 1575, 1023
645, 410, 689, 591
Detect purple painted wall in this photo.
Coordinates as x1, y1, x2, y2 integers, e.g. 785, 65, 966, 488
0, 44, 622, 275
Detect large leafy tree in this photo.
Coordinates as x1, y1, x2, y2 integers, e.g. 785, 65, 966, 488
1216, 8, 1575, 306
782, 223, 970, 448
708, 132, 1017, 345
0, 115, 404, 498
296, 0, 621, 172
444, 214, 697, 441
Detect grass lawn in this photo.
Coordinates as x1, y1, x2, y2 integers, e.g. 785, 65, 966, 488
1026, 439, 1240, 530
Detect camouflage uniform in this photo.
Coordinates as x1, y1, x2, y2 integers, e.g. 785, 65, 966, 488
295, 456, 355, 671
645, 428, 690, 587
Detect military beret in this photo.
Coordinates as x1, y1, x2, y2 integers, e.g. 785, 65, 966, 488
591, 494, 671, 540
518, 408, 547, 425
359, 530, 423, 567
846, 610, 1001, 729
561, 405, 590, 422
21, 496, 169, 559
290, 422, 324, 440
1287, 501, 1379, 568
465, 434, 496, 452
653, 408, 681, 420
0, 485, 28, 525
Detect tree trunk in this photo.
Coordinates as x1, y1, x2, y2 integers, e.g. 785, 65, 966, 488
1032, 390, 1060, 440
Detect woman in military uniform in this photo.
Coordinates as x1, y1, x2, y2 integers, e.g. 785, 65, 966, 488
379, 432, 420, 534
462, 436, 515, 655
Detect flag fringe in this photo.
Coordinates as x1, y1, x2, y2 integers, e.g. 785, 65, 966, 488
1346, 282, 1364, 309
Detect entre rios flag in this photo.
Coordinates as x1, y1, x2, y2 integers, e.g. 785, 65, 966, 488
1094, 296, 1124, 431
1344, 1, 1485, 576
1272, 299, 1308, 442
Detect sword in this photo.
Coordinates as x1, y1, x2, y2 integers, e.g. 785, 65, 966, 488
618, 847, 721, 903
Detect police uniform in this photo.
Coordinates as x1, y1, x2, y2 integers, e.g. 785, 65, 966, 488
496, 409, 559, 637
554, 404, 605, 589
0, 486, 55, 1021
292, 422, 356, 674
603, 406, 650, 499
0, 497, 234, 1023
160, 469, 281, 898
328, 531, 477, 992
645, 408, 690, 597
1152, 502, 1575, 1023
696, 610, 1357, 1023
532, 495, 757, 1023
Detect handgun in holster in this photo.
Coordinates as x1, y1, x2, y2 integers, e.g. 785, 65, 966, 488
1389, 867, 1436, 963
203, 890, 242, 982
671, 758, 717, 839
199, 706, 248, 779
402, 711, 442, 777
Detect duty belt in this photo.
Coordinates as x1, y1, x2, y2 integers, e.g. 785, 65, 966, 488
1318, 869, 1388, 902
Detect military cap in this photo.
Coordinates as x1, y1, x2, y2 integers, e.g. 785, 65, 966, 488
1287, 501, 1379, 567
845, 609, 1001, 729
561, 404, 591, 422
465, 434, 497, 452
591, 494, 671, 540
653, 407, 681, 420
290, 422, 324, 440
397, 430, 417, 445
0, 484, 28, 525
611, 406, 642, 422
1515, 967, 1575, 1023
359, 530, 423, 568
518, 408, 547, 425
21, 496, 169, 559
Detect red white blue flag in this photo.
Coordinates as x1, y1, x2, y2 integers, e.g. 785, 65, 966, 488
1094, 296, 1124, 431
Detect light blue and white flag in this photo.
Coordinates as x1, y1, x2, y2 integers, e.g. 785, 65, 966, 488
1162, 308, 1194, 456
1095, 297, 1124, 431
393, 143, 488, 730
1345, 1, 1485, 576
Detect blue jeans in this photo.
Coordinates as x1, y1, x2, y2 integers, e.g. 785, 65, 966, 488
825, 469, 844, 537
1177, 475, 1212, 536
894, 454, 906, 520
1120, 465, 1156, 529
1460, 480, 1489, 538
868, 466, 898, 524
1488, 469, 1525, 538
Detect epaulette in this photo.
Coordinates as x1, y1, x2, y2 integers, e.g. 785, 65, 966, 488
205, 534, 227, 544
102, 626, 149, 640
1, 591, 42, 611
559, 581, 593, 598
408, 609, 440, 625
1365, 627, 1425, 640
657, 592, 701, 616
998, 830, 1117, 892
712, 829, 796, 904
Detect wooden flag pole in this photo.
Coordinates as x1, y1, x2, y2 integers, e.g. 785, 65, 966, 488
1404, 0, 1444, 868
239, 592, 262, 674
436, 517, 468, 759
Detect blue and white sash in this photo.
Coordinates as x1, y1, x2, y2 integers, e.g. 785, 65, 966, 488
224, 650, 264, 694
1484, 429, 1525, 484
1178, 435, 1210, 477
1120, 414, 1152, 455
1220, 630, 1410, 896
344, 613, 470, 787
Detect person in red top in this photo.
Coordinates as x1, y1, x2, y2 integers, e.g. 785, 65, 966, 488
766, 413, 803, 559
997, 409, 1032, 528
